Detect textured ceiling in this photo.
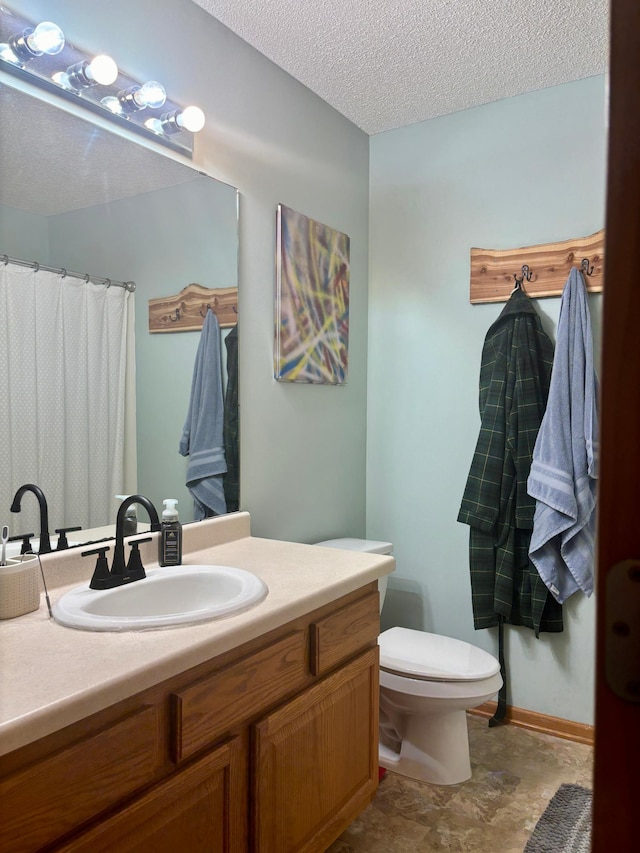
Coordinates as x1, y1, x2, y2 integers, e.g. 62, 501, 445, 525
194, 0, 609, 135
0, 86, 200, 216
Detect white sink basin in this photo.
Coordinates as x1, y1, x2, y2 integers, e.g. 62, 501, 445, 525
52, 564, 268, 631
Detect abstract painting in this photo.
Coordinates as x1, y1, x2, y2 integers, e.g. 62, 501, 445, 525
275, 204, 350, 384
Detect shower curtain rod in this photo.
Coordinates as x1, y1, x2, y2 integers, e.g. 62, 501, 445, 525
1, 253, 136, 292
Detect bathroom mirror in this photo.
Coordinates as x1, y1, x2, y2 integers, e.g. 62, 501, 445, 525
0, 80, 239, 539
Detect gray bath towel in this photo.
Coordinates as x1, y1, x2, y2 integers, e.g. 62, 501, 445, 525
179, 309, 227, 518
527, 268, 599, 602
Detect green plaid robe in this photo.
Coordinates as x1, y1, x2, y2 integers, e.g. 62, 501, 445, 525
458, 290, 563, 637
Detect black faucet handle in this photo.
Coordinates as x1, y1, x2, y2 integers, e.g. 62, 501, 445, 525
82, 545, 118, 590
55, 527, 82, 550
9, 533, 35, 554
125, 537, 152, 582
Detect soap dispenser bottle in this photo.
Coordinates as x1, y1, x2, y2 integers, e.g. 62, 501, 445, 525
159, 499, 182, 566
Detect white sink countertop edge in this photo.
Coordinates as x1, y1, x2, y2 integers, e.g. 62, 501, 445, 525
0, 512, 394, 757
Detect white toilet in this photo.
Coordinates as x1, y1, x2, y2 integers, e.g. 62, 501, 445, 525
315, 538, 502, 786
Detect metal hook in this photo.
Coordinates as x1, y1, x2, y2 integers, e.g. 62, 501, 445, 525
60, 268, 67, 278
200, 303, 211, 317
105, 279, 112, 288
33, 261, 40, 272
84, 273, 90, 283
169, 308, 181, 322
1, 254, 8, 265
581, 258, 594, 276
512, 264, 533, 291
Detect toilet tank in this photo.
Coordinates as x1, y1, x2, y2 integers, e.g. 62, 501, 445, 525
314, 538, 394, 612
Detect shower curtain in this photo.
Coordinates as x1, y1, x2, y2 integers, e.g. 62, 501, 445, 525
0, 263, 132, 536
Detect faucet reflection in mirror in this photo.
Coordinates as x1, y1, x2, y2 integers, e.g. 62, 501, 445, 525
10, 484, 52, 554
0, 5, 205, 156
9, 483, 81, 555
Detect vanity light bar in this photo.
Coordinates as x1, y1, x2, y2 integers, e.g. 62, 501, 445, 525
0, 6, 205, 157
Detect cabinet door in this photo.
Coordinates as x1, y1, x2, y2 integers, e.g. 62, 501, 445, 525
56, 737, 247, 853
253, 647, 379, 853
0, 705, 161, 853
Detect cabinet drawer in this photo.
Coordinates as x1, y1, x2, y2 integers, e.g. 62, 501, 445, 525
310, 590, 379, 675
171, 630, 307, 762
0, 705, 160, 853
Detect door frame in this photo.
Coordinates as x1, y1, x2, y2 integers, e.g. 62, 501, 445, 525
592, 0, 640, 849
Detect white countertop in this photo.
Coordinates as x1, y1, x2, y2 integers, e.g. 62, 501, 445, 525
0, 512, 394, 757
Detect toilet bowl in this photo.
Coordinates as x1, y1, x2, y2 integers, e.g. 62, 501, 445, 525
315, 538, 502, 786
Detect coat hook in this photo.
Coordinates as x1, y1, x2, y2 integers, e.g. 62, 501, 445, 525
200, 303, 212, 317
512, 264, 533, 291
169, 307, 181, 322
581, 258, 594, 276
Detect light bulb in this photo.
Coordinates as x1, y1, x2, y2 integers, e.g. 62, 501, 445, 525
85, 55, 118, 86
159, 106, 206, 135
3, 20, 65, 64
134, 81, 166, 109
119, 81, 167, 113
53, 55, 118, 90
27, 21, 65, 55
177, 105, 205, 132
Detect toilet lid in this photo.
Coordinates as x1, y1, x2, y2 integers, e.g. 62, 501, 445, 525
315, 538, 393, 555
379, 627, 501, 682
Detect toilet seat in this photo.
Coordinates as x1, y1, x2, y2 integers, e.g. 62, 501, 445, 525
379, 626, 501, 682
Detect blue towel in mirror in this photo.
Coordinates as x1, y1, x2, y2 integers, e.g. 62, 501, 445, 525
179, 309, 227, 518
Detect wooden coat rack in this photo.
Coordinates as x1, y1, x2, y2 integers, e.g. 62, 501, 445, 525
148, 283, 238, 332
469, 229, 605, 303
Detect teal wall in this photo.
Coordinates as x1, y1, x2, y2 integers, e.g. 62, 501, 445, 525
367, 76, 606, 724
0, 203, 49, 258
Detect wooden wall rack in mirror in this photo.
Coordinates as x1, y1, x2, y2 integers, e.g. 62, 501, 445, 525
470, 229, 605, 304
149, 283, 238, 332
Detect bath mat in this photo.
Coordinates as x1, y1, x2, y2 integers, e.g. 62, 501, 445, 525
524, 783, 592, 853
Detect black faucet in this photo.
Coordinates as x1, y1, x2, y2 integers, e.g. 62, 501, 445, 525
111, 494, 161, 579
10, 484, 52, 554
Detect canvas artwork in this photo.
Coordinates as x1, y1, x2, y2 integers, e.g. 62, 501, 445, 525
275, 204, 350, 384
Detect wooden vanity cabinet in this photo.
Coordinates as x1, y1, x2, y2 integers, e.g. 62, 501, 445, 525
0, 585, 380, 853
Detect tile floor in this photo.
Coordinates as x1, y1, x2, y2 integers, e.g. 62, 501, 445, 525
328, 715, 593, 853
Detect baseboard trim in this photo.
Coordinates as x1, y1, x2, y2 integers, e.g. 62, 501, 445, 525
468, 702, 594, 747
